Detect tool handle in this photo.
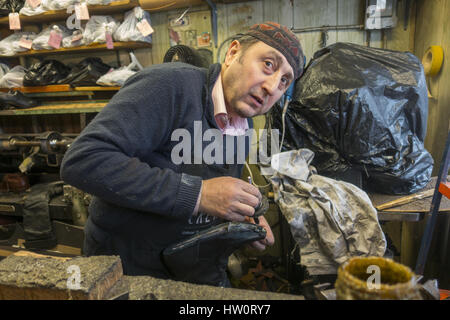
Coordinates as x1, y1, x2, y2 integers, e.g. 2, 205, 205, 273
375, 189, 434, 211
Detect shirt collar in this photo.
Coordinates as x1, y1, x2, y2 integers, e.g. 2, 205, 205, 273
212, 73, 249, 136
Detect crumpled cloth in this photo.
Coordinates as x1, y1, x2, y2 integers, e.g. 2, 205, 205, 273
270, 149, 386, 275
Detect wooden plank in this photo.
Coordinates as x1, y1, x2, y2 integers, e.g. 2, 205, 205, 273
139, 0, 203, 12
335, 0, 364, 45
293, 0, 337, 29
0, 86, 120, 93
0, 101, 107, 115
384, 0, 415, 52
226, 1, 263, 36
0, 42, 152, 58
0, 85, 71, 93
74, 86, 121, 91
216, 3, 229, 63
291, 0, 338, 61
12, 250, 71, 261
147, 8, 170, 65
262, 0, 292, 27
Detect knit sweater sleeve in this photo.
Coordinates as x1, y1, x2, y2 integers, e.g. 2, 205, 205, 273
60, 66, 202, 220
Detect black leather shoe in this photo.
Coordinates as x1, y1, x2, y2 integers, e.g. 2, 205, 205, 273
162, 222, 266, 287
0, 91, 38, 109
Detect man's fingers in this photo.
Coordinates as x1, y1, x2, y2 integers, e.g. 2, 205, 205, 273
230, 202, 255, 217
226, 212, 247, 222
237, 193, 260, 209
258, 216, 275, 246
249, 240, 267, 251
199, 177, 263, 221
241, 181, 262, 201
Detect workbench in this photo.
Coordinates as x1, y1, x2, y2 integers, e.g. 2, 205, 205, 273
369, 176, 450, 279
370, 176, 450, 222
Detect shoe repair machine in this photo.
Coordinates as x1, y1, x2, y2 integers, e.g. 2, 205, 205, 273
0, 131, 271, 278
0, 132, 88, 257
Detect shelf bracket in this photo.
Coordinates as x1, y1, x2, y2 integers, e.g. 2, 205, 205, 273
204, 0, 218, 48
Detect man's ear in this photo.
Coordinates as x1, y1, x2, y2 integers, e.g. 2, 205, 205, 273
224, 40, 241, 66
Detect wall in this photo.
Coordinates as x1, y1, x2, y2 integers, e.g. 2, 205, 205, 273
414, 0, 450, 175
404, 0, 450, 287
145, 0, 384, 66
144, 0, 417, 65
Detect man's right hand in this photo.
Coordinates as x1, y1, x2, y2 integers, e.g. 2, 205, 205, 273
199, 176, 262, 222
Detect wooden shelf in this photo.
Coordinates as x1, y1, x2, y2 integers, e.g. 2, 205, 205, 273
0, 0, 213, 26
0, 41, 151, 58
0, 85, 121, 93
0, 101, 107, 115
0, 0, 140, 25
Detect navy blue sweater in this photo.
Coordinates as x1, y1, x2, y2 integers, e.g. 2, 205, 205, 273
60, 62, 252, 276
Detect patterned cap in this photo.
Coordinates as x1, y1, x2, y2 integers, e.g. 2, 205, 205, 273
245, 22, 304, 79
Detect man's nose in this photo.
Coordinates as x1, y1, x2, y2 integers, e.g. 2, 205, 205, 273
262, 74, 280, 96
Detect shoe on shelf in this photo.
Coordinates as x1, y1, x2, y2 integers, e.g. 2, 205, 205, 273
0, 91, 38, 109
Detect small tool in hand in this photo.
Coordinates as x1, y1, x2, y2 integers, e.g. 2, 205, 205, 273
248, 176, 260, 224
248, 176, 269, 225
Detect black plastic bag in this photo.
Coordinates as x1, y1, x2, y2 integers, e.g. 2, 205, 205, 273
58, 57, 112, 86
269, 42, 433, 195
23, 60, 71, 86
0, 0, 25, 17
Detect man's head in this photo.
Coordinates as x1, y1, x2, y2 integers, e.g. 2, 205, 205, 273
221, 22, 304, 119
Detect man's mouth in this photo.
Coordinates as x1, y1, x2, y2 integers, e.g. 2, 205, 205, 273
250, 95, 264, 108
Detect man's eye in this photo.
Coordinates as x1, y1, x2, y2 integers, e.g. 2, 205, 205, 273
280, 77, 289, 88
264, 61, 273, 68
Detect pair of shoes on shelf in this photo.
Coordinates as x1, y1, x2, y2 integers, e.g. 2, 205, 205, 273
0, 91, 38, 110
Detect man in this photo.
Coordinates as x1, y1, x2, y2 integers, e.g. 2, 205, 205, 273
60, 22, 304, 286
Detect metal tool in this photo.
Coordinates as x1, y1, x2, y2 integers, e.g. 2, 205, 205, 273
247, 176, 269, 224
375, 188, 434, 211
254, 195, 269, 225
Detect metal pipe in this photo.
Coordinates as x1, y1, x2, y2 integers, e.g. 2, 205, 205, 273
291, 24, 365, 33
9, 139, 40, 147
205, 0, 218, 48
7, 138, 71, 149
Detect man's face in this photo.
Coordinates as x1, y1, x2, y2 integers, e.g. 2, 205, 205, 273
221, 40, 294, 119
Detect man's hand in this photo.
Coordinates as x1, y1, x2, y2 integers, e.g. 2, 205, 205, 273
246, 216, 275, 251
199, 176, 262, 222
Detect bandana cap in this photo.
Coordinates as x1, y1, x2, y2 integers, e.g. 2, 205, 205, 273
245, 22, 304, 79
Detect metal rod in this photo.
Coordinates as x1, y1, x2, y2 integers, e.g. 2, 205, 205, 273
415, 131, 450, 275
204, 0, 218, 48
9, 139, 40, 147
7, 139, 70, 148
291, 24, 365, 33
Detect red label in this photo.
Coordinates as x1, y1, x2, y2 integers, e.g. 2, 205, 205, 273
105, 32, 114, 49
9, 13, 21, 30
48, 30, 63, 49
